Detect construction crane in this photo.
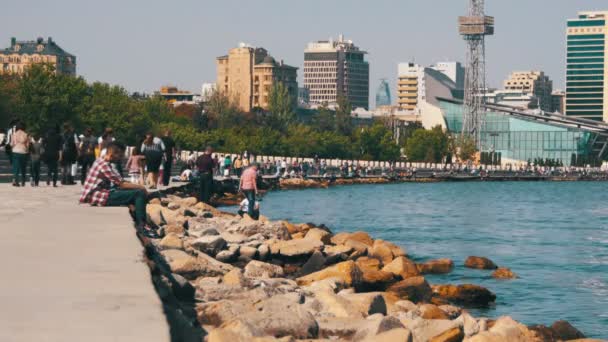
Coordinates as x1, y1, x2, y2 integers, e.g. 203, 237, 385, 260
459, 0, 494, 148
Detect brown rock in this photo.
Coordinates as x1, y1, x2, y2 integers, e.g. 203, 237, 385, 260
419, 304, 450, 320
298, 250, 327, 277
223, 269, 246, 286
361, 328, 411, 342
297, 260, 363, 288
305, 228, 332, 245
369, 239, 397, 265
161, 249, 228, 280
244, 260, 284, 278
429, 326, 464, 342
551, 320, 585, 340
291, 232, 305, 239
344, 239, 370, 255
331, 231, 374, 247
432, 284, 496, 307
492, 267, 517, 279
386, 276, 433, 303
164, 224, 185, 235
158, 233, 184, 250
273, 238, 324, 258
317, 317, 363, 339
417, 258, 454, 274
356, 256, 382, 270
465, 256, 498, 270
382, 256, 421, 279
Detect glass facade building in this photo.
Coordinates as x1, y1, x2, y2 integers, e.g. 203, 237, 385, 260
439, 99, 595, 165
565, 12, 608, 122
375, 79, 391, 107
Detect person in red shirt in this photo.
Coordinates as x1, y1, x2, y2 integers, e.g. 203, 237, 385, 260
239, 163, 259, 219
80, 142, 152, 234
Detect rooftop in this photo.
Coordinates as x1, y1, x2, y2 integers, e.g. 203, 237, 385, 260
2, 37, 75, 57
305, 34, 366, 54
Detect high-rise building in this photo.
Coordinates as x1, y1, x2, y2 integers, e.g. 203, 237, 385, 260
0, 37, 76, 75
216, 43, 298, 112
303, 35, 369, 109
565, 11, 608, 121
375, 79, 391, 107
397, 62, 458, 113
503, 71, 553, 112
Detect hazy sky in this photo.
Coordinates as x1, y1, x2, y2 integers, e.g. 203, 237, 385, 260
2, 0, 607, 107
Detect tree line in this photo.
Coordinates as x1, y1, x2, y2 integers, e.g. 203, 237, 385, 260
0, 64, 473, 163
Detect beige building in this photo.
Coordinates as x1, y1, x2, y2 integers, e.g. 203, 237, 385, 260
397, 62, 458, 112
0, 37, 76, 75
216, 44, 298, 112
503, 71, 553, 111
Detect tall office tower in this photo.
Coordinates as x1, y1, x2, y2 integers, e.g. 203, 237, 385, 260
303, 35, 369, 109
503, 71, 553, 112
565, 11, 608, 122
397, 62, 458, 113
375, 79, 391, 107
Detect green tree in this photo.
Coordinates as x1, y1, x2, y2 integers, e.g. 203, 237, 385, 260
357, 122, 401, 161
404, 126, 449, 163
267, 82, 295, 131
16, 64, 89, 134
454, 134, 477, 162
335, 95, 353, 135
204, 89, 241, 129
311, 103, 335, 132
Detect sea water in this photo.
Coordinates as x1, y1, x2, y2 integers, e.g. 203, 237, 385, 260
233, 182, 608, 338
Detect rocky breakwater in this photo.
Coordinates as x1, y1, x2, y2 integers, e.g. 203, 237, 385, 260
142, 192, 593, 342
279, 177, 392, 190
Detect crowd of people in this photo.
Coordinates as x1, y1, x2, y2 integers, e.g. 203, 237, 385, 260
1, 120, 176, 189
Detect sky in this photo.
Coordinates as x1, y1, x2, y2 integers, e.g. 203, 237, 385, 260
1, 0, 607, 107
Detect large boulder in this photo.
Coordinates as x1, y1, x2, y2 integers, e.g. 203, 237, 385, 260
158, 233, 184, 250
429, 327, 464, 342
272, 238, 324, 258
339, 292, 388, 316
382, 257, 421, 279
397, 317, 461, 342
297, 260, 363, 288
317, 317, 364, 339
352, 316, 406, 341
492, 267, 517, 279
228, 220, 290, 240
386, 276, 432, 303
432, 284, 496, 307
551, 320, 585, 340
305, 228, 332, 244
244, 260, 285, 279
309, 287, 386, 318
331, 231, 374, 247
464, 316, 536, 342
161, 249, 230, 279
189, 235, 226, 256
417, 259, 454, 274
361, 328, 412, 342
147, 203, 179, 226
464, 256, 498, 270
297, 250, 327, 277
369, 239, 406, 265
418, 304, 450, 320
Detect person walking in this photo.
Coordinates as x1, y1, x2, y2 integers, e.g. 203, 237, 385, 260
234, 156, 243, 177
79, 128, 97, 184
239, 163, 259, 219
4, 119, 19, 166
161, 129, 175, 186
196, 146, 215, 203
43, 127, 62, 187
79, 142, 154, 236
30, 134, 43, 186
125, 146, 146, 185
223, 155, 232, 176
10, 122, 29, 187
60, 123, 79, 185
141, 132, 165, 189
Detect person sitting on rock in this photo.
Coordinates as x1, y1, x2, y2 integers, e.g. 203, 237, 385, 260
79, 142, 154, 237
237, 197, 260, 220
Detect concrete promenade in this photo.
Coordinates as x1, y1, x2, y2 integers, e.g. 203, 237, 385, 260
0, 184, 169, 342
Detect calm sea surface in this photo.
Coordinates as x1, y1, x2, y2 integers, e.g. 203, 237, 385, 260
231, 182, 608, 338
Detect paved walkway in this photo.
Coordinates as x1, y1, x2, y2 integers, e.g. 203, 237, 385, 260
0, 184, 169, 342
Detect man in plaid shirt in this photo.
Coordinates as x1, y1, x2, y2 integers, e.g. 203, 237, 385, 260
80, 143, 150, 231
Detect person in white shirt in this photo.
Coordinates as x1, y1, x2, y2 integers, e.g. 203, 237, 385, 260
237, 198, 260, 220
